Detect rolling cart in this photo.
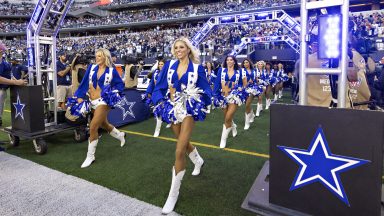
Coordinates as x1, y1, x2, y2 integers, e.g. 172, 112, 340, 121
4, 124, 87, 155
2, 0, 87, 155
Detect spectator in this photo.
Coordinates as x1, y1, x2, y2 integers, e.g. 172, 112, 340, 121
0, 42, 27, 126
56, 51, 72, 110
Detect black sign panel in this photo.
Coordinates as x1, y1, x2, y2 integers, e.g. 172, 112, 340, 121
270, 104, 383, 216
10, 86, 44, 133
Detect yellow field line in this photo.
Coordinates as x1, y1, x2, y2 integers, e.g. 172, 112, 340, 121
4, 108, 269, 158
121, 129, 269, 159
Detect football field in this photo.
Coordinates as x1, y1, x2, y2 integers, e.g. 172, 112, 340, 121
1, 92, 292, 216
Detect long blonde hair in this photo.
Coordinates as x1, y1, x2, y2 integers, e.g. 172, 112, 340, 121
171, 37, 200, 64
256, 60, 266, 70
95, 48, 113, 68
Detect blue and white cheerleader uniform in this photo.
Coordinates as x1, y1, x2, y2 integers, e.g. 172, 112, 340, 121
213, 67, 247, 108
242, 68, 263, 97
67, 64, 124, 118
256, 68, 267, 91
262, 69, 278, 89
147, 69, 161, 95
151, 59, 212, 124
144, 69, 161, 106
205, 69, 217, 87
275, 68, 289, 83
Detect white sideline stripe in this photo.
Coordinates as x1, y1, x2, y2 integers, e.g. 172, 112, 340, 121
0, 152, 179, 216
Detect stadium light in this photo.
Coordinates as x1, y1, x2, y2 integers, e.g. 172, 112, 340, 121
237, 14, 250, 21
220, 16, 235, 23
318, 15, 341, 59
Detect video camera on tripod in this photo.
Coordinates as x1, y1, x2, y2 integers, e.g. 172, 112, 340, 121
121, 55, 144, 80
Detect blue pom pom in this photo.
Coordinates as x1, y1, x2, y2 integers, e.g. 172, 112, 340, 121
245, 83, 263, 96
269, 77, 278, 87
141, 93, 152, 106
66, 97, 78, 108
162, 100, 176, 124
67, 98, 90, 117
226, 87, 247, 105
185, 97, 207, 122
213, 94, 227, 108
153, 102, 164, 119
101, 85, 123, 108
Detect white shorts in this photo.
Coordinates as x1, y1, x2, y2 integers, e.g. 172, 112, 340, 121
91, 98, 107, 110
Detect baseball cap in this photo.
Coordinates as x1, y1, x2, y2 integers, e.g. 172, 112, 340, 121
57, 51, 66, 57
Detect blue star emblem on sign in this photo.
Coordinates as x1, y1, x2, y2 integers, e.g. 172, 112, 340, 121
278, 127, 370, 206
115, 97, 136, 120
13, 93, 26, 121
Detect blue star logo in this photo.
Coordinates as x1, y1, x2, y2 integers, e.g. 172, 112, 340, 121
13, 93, 25, 121
278, 127, 370, 206
115, 97, 135, 120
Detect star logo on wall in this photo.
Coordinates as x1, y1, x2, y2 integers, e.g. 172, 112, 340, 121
13, 93, 25, 121
278, 127, 369, 206
115, 97, 135, 120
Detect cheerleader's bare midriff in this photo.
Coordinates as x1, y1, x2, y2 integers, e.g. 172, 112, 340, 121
88, 84, 102, 101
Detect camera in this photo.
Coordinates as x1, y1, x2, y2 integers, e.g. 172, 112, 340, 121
355, 37, 375, 55
121, 55, 145, 65
122, 55, 145, 79
121, 55, 137, 65
74, 52, 93, 65
67, 52, 92, 65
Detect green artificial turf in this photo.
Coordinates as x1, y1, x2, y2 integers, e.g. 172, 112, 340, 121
1, 91, 294, 216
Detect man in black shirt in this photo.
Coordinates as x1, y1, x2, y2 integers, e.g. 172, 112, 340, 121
56, 51, 72, 110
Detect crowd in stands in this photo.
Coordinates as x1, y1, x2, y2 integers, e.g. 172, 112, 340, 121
1, 1, 383, 61
201, 22, 296, 56
57, 26, 198, 58
1, 26, 198, 60
0, 20, 27, 33
2, 0, 300, 32
1, 0, 300, 29
64, 0, 300, 28
350, 11, 384, 38
2, 20, 294, 62
0, 1, 35, 16
109, 0, 299, 7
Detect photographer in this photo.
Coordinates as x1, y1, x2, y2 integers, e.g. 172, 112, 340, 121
56, 51, 72, 110
70, 53, 90, 93
122, 55, 143, 89
370, 57, 384, 107
295, 20, 370, 109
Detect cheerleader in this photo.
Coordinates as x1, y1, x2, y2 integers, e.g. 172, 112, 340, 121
255, 61, 266, 117
71, 48, 126, 168
146, 59, 166, 137
263, 62, 277, 110
151, 37, 212, 214
213, 55, 247, 148
275, 63, 287, 100
241, 59, 259, 130
205, 61, 216, 87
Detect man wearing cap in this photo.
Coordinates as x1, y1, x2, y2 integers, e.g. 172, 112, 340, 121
0, 42, 27, 126
56, 51, 72, 110
10, 53, 28, 80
